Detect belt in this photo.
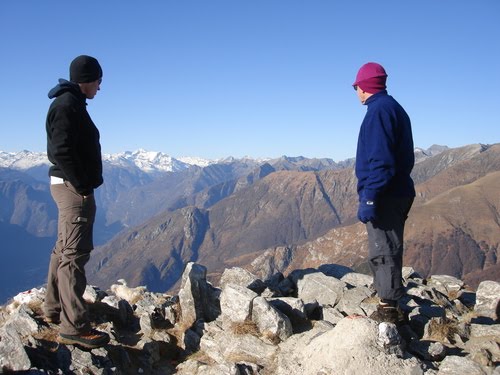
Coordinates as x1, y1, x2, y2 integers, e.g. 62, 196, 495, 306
50, 176, 65, 185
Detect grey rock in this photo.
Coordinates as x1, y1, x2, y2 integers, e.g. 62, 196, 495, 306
139, 313, 153, 337
409, 340, 447, 361
402, 267, 423, 281
465, 336, 500, 365
165, 303, 177, 324
68, 346, 115, 374
470, 323, 500, 338
272, 319, 334, 374
340, 272, 373, 288
101, 294, 120, 309
269, 297, 309, 331
220, 284, 258, 323
296, 272, 345, 307
274, 317, 423, 375
437, 355, 487, 374
0, 322, 31, 371
220, 267, 266, 294
10, 287, 46, 308
322, 306, 344, 325
179, 262, 221, 329
406, 284, 435, 301
8, 304, 41, 337
335, 285, 374, 317
199, 320, 277, 368
83, 284, 106, 303
428, 341, 447, 361
251, 296, 293, 342
377, 322, 405, 357
475, 281, 500, 320
176, 359, 238, 375
428, 275, 464, 297
470, 348, 494, 368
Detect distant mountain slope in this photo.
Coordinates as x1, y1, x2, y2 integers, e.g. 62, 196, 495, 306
0, 222, 54, 303
246, 145, 500, 289
246, 170, 499, 289
103, 159, 263, 227
0, 175, 57, 237
413, 143, 500, 201
405, 171, 500, 287
88, 143, 500, 292
87, 167, 358, 291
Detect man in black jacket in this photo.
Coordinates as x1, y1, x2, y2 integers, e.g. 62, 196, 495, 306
44, 55, 109, 349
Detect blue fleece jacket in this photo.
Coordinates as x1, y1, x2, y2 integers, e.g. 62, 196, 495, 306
355, 90, 415, 202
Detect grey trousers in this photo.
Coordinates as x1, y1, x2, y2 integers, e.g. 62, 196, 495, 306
44, 181, 96, 335
366, 196, 413, 301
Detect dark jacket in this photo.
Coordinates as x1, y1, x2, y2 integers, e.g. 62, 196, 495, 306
355, 91, 415, 202
46, 79, 103, 196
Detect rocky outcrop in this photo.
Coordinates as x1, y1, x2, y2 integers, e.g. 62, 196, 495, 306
1, 263, 499, 374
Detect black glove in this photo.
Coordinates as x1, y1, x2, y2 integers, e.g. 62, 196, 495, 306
358, 200, 376, 223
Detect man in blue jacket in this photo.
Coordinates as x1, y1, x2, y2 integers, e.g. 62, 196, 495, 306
44, 55, 109, 348
353, 62, 415, 324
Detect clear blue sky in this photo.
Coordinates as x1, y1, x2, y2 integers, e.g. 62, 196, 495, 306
1, 1, 499, 161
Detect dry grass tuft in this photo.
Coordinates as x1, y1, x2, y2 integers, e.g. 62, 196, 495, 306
447, 290, 460, 301
460, 310, 479, 324
426, 318, 459, 343
27, 299, 45, 317
231, 320, 260, 337
262, 330, 281, 345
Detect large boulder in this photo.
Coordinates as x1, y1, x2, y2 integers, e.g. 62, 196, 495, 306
474, 281, 500, 321
274, 316, 424, 375
178, 262, 221, 329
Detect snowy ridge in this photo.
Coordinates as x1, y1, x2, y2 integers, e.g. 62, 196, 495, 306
1, 149, 214, 173
105, 149, 191, 173
0, 150, 50, 169
177, 156, 213, 168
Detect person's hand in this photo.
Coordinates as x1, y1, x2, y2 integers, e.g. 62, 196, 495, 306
358, 200, 377, 223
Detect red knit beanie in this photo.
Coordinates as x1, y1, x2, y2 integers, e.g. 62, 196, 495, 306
353, 62, 387, 94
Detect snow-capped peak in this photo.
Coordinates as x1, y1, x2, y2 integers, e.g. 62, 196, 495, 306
103, 149, 213, 173
1, 149, 213, 173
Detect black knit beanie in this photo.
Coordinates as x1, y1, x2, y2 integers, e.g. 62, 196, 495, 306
69, 55, 103, 83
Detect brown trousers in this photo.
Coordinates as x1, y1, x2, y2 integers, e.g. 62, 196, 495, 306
44, 181, 96, 335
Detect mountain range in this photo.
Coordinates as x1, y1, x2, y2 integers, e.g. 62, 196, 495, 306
1, 144, 498, 303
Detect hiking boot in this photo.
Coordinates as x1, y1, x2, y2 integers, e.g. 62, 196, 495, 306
370, 304, 405, 325
58, 329, 110, 349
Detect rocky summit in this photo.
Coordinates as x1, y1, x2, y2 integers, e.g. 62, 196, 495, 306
0, 263, 499, 374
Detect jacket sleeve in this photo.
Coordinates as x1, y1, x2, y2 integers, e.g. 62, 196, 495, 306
48, 105, 92, 195
360, 107, 397, 201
